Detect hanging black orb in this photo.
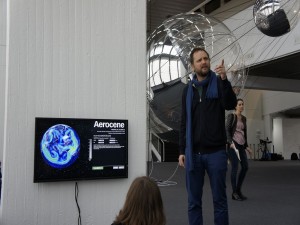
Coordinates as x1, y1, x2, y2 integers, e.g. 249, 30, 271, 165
253, 0, 299, 37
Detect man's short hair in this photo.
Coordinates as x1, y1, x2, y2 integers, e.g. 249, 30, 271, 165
189, 47, 210, 64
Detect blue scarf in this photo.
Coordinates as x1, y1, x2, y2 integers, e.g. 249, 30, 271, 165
185, 71, 218, 170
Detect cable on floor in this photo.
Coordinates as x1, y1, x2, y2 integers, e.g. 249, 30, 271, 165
148, 157, 179, 187
75, 182, 82, 225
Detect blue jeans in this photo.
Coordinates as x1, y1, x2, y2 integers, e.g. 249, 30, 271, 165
228, 142, 248, 193
186, 150, 228, 225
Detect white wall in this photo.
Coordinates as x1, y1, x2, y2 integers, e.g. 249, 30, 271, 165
242, 89, 300, 160
222, 4, 300, 160
0, 0, 6, 164
1, 1, 147, 225
282, 118, 300, 160
273, 118, 283, 155
261, 90, 300, 159
240, 89, 265, 159
224, 3, 300, 67
243, 89, 264, 144
263, 91, 300, 115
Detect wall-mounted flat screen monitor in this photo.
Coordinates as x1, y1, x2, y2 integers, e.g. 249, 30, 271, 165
34, 117, 128, 182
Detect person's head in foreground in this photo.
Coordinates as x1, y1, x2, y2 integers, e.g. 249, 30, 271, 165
112, 176, 166, 225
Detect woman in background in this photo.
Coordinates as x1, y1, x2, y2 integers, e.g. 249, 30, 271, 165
226, 98, 252, 201
112, 176, 166, 225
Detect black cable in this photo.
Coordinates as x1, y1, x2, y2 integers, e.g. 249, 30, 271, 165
75, 182, 82, 225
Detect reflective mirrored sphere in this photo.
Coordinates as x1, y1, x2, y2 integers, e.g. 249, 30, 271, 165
253, 0, 300, 37
147, 13, 246, 133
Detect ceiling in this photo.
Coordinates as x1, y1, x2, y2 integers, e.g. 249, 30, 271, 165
147, 0, 201, 34
147, 0, 256, 34
147, 0, 300, 118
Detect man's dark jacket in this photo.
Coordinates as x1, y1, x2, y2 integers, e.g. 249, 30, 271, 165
179, 76, 237, 155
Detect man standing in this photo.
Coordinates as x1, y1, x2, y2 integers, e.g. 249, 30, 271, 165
179, 47, 236, 225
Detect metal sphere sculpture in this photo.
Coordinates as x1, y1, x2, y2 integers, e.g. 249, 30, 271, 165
253, 0, 300, 37
147, 12, 246, 133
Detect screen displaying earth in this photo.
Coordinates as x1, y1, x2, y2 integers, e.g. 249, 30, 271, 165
40, 124, 80, 169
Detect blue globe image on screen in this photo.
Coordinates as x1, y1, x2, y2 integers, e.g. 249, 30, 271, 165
40, 124, 80, 169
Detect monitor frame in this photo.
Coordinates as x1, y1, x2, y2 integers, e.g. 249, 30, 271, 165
34, 117, 128, 183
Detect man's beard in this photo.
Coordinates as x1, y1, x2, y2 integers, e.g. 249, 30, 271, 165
197, 68, 209, 77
